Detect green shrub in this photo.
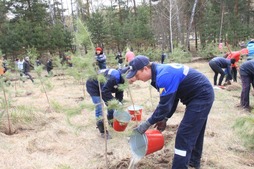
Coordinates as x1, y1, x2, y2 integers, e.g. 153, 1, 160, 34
197, 42, 220, 59
170, 47, 192, 63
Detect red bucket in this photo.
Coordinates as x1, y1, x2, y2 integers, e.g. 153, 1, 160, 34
128, 105, 143, 121
113, 110, 131, 132
129, 129, 164, 158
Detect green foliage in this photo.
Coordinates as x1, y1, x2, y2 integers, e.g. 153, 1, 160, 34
11, 105, 35, 124
87, 12, 107, 46
197, 42, 221, 59
50, 23, 73, 51
75, 19, 93, 49
0, 0, 73, 55
138, 47, 161, 62
69, 55, 97, 78
107, 99, 124, 111
34, 64, 44, 77
97, 74, 106, 83
198, 1, 220, 44
170, 47, 192, 63
65, 104, 85, 117
26, 46, 39, 63
34, 64, 54, 111
51, 101, 93, 117
56, 164, 72, 169
118, 83, 128, 92
233, 116, 254, 150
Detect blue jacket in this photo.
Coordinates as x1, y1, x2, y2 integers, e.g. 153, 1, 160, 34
210, 57, 232, 77
96, 53, 107, 69
148, 63, 214, 125
246, 41, 254, 60
86, 69, 125, 103
240, 60, 254, 76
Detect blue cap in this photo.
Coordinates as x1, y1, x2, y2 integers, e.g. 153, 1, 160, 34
126, 55, 150, 79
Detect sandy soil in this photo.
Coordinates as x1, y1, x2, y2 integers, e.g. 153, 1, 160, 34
0, 61, 253, 169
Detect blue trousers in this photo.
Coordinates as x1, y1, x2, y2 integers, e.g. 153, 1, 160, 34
240, 75, 254, 108
91, 96, 103, 119
172, 100, 213, 169
91, 96, 114, 120
209, 61, 225, 86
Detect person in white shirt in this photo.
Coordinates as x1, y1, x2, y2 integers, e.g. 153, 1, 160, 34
17, 58, 24, 76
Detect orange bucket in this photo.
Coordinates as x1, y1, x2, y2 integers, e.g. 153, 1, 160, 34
128, 105, 143, 121
113, 110, 131, 132
129, 129, 164, 158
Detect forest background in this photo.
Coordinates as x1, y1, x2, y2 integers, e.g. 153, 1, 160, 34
0, 1, 254, 168
1, 0, 254, 62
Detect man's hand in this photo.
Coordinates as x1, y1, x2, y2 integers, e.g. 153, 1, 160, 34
154, 118, 168, 132
134, 121, 151, 134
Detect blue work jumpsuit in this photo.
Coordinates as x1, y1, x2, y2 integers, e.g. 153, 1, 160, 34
147, 63, 214, 169
239, 60, 254, 108
86, 69, 125, 120
209, 57, 232, 86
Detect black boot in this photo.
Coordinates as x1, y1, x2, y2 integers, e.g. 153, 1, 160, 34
96, 120, 105, 133
107, 116, 113, 127
96, 120, 112, 139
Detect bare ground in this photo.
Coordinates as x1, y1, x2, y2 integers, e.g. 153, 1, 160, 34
0, 61, 253, 169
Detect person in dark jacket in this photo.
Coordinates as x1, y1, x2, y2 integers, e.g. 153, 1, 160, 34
115, 52, 123, 69
95, 47, 107, 69
23, 56, 34, 83
209, 57, 235, 88
46, 58, 53, 75
161, 52, 167, 64
126, 55, 214, 169
86, 68, 127, 139
239, 60, 254, 111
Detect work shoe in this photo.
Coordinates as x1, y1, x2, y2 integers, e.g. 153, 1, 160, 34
96, 120, 105, 133
101, 131, 112, 140
189, 163, 200, 169
218, 85, 225, 89
108, 119, 113, 127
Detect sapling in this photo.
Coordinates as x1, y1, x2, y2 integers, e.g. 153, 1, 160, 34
73, 18, 123, 168
34, 65, 54, 113
0, 72, 13, 134
53, 56, 68, 86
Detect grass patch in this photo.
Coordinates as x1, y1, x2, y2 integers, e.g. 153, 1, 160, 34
233, 115, 254, 150
10, 105, 36, 124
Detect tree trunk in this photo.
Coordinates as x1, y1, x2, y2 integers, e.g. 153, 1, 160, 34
219, 2, 224, 42
174, 0, 183, 46
86, 0, 90, 18
169, 0, 173, 53
133, 0, 137, 16
185, 0, 198, 51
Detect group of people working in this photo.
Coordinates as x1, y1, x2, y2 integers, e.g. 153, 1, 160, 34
87, 47, 135, 139
87, 46, 216, 169
88, 42, 254, 168
210, 40, 254, 111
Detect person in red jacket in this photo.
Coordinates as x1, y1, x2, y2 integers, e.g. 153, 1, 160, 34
224, 51, 241, 83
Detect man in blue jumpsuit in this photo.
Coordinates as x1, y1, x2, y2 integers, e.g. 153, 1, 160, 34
86, 68, 126, 139
209, 56, 235, 87
126, 55, 214, 169
239, 60, 254, 111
